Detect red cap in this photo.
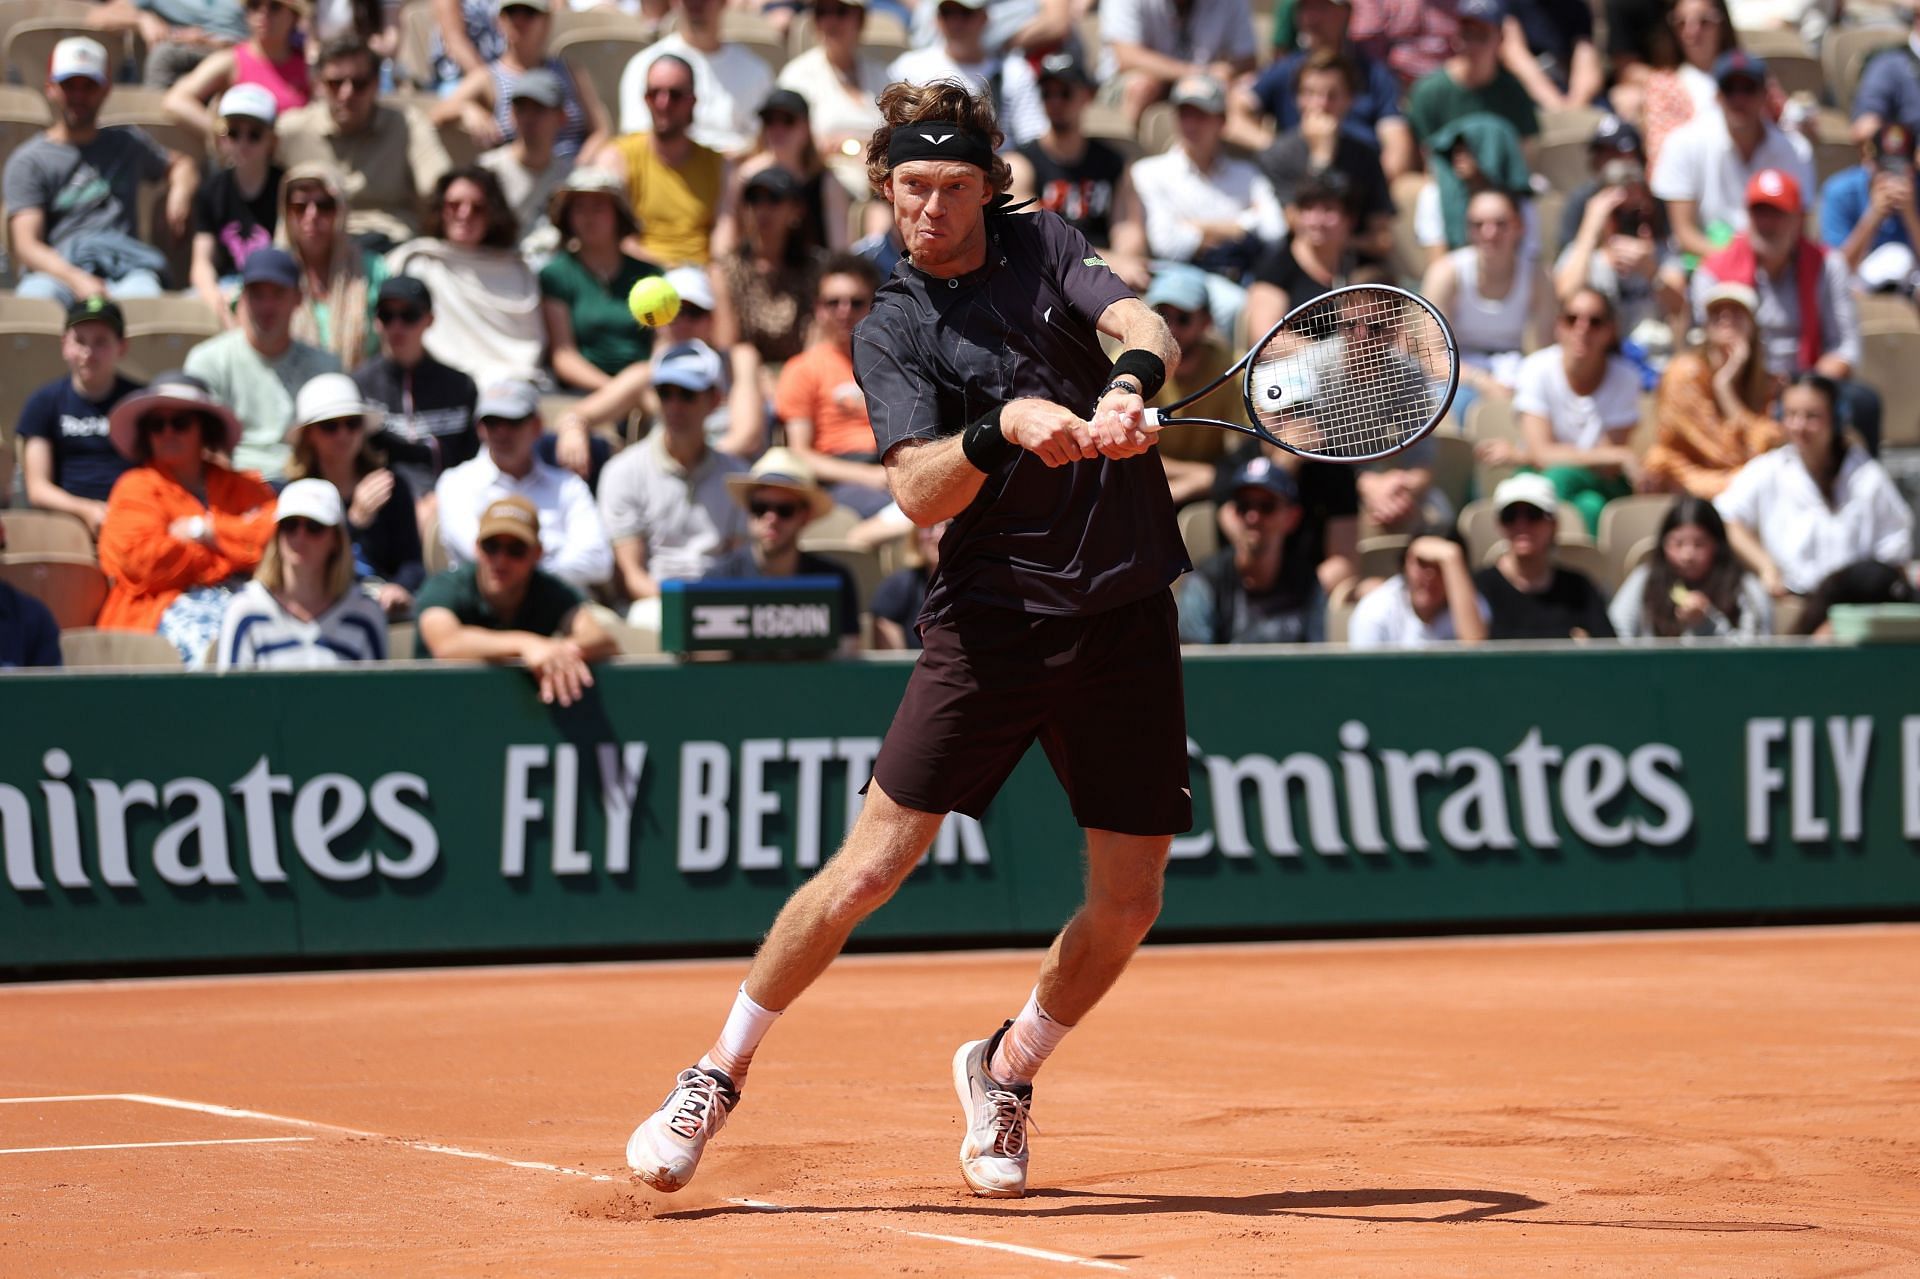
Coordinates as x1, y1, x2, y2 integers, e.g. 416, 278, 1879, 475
1746, 168, 1802, 214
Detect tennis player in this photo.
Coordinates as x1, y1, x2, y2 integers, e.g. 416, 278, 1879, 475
626, 79, 1190, 1200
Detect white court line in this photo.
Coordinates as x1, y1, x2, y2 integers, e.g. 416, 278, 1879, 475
0, 1136, 314, 1156
724, 1200, 1129, 1272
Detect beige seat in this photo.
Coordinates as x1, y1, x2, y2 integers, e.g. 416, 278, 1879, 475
1325, 574, 1361, 643
719, 9, 786, 74
393, 0, 439, 91
804, 501, 860, 541
0, 508, 93, 556
793, 537, 882, 610
1429, 433, 1474, 513
1825, 24, 1905, 112
1857, 292, 1920, 331
1177, 499, 1219, 564
549, 31, 652, 113
1773, 592, 1806, 636
1458, 495, 1594, 565
1530, 138, 1592, 202
115, 294, 221, 333
1356, 533, 1409, 581
0, 552, 107, 628
421, 507, 449, 575
98, 109, 204, 164
5, 20, 129, 86
385, 620, 417, 660
1620, 533, 1658, 579
0, 292, 63, 329
1858, 327, 1920, 448
0, 329, 71, 467
1596, 493, 1675, 584
58, 627, 182, 668
1137, 101, 1177, 157
1737, 27, 1823, 98
120, 326, 214, 382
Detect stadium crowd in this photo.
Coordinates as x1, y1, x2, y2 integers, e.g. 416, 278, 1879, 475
2, 0, 1918, 674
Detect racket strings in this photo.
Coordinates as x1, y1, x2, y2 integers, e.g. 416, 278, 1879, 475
1245, 290, 1453, 461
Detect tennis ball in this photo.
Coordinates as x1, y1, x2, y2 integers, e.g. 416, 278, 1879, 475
628, 275, 681, 328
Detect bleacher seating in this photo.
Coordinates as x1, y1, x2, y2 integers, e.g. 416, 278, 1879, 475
0, 552, 106, 627
58, 627, 183, 668
0, 507, 92, 555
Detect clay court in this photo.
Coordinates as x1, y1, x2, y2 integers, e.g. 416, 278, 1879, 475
3, 924, 1917, 1277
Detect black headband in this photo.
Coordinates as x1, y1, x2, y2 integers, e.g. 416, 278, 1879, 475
886, 121, 993, 172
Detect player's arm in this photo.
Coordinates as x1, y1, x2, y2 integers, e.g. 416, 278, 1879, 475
1089, 296, 1180, 458
884, 397, 1102, 524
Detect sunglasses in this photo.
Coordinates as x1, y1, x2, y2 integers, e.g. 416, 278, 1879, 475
743, 189, 792, 206
322, 72, 376, 93
761, 112, 801, 129
750, 499, 803, 519
443, 196, 488, 214
936, 3, 976, 17
225, 123, 270, 143
1721, 79, 1763, 97
819, 294, 871, 311
646, 86, 691, 102
307, 416, 363, 434
679, 303, 711, 321
478, 537, 533, 559
656, 384, 704, 402
1157, 306, 1203, 326
142, 412, 203, 435
1232, 493, 1283, 516
1498, 505, 1550, 526
376, 307, 425, 325
500, 4, 544, 16
481, 414, 534, 429
280, 516, 332, 537
1560, 311, 1609, 328
1040, 84, 1078, 102
814, 2, 858, 16
243, 0, 291, 12
289, 196, 339, 216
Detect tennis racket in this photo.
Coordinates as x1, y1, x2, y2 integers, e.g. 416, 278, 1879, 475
1143, 283, 1459, 465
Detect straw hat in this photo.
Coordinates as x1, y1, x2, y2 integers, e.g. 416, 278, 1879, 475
107, 372, 244, 460
724, 447, 835, 521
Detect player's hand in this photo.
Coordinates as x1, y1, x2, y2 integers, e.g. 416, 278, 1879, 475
1089, 385, 1158, 459
1001, 398, 1099, 467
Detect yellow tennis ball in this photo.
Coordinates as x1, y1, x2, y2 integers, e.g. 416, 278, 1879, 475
628, 275, 681, 328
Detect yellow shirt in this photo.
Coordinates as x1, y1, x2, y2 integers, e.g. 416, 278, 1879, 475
1153, 336, 1240, 463
614, 133, 725, 267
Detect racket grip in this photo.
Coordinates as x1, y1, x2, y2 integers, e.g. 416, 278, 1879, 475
1143, 407, 1162, 427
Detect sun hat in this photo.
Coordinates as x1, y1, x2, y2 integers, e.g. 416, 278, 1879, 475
724, 446, 835, 520
285, 372, 379, 445
107, 372, 244, 460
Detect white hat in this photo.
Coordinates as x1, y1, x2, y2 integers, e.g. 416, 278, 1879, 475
1491, 472, 1558, 517
663, 265, 715, 313
1701, 281, 1759, 316
285, 372, 377, 443
276, 478, 346, 527
724, 446, 835, 520
218, 83, 279, 125
653, 340, 724, 393
49, 37, 108, 84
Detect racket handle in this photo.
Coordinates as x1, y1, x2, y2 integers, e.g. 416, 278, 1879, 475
1143, 407, 1162, 427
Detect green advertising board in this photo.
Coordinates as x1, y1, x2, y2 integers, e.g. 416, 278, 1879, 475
2, 644, 1918, 974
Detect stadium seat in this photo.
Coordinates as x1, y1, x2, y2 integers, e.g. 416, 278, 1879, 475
4, 20, 129, 86
0, 552, 107, 627
1857, 292, 1920, 331
1137, 101, 1176, 156
1810, 109, 1859, 187
116, 295, 221, 333
1531, 138, 1592, 202
1325, 573, 1360, 643
1773, 592, 1806, 636
1429, 433, 1474, 513
1535, 106, 1605, 145
58, 626, 182, 668
792, 536, 881, 609
1826, 25, 1905, 113
385, 620, 416, 659
549, 32, 651, 115
1737, 28, 1823, 99
1388, 171, 1428, 285
393, 0, 439, 91
1177, 499, 1218, 564
719, 9, 787, 74
0, 293, 63, 329
1357, 533, 1409, 580
1858, 327, 1920, 448
805, 501, 859, 540
0, 508, 92, 556
1458, 496, 1593, 564
1464, 394, 1521, 493
1620, 533, 1658, 579
121, 325, 214, 382
0, 329, 72, 455
1596, 493, 1674, 583
97, 107, 208, 162
421, 507, 448, 575
598, 612, 662, 655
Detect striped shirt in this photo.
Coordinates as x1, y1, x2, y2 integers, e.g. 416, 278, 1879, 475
214, 581, 390, 670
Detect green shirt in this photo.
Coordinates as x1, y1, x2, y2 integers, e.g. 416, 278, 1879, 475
538, 250, 660, 378
1405, 68, 1539, 147
413, 564, 585, 658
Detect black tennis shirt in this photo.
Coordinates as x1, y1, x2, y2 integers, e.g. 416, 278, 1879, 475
852, 210, 1190, 619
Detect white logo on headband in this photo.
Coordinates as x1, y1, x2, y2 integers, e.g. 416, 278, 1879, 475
921, 132, 954, 145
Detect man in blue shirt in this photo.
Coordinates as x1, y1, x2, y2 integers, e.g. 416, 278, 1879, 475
18, 297, 143, 535
1233, 0, 1413, 178
0, 520, 64, 669
1819, 121, 1920, 289
1850, 17, 1920, 146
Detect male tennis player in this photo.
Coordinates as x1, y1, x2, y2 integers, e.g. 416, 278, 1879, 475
626, 79, 1189, 1200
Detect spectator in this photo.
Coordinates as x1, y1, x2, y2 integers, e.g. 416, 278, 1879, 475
1113, 74, 1282, 332
718, 90, 851, 255
414, 495, 616, 707
387, 167, 545, 390
1690, 169, 1874, 451
353, 277, 480, 508
1345, 0, 1462, 87
1253, 53, 1394, 262
1421, 187, 1557, 411
1178, 454, 1322, 643
1793, 560, 1918, 637
1215, 428, 1362, 594
870, 519, 947, 650
428, 0, 507, 94
596, 55, 728, 267
1821, 121, 1920, 290
214, 478, 389, 667
597, 341, 748, 625
163, 0, 310, 145
96, 373, 278, 662
1412, 113, 1536, 265
18, 299, 142, 535
774, 254, 888, 517
619, 0, 773, 154
1717, 373, 1913, 599
283, 374, 423, 616
433, 0, 609, 161
185, 248, 344, 481
0, 519, 62, 669
88, 0, 247, 91
189, 85, 284, 326
888, 0, 997, 99
1553, 129, 1688, 345
3, 38, 197, 308
717, 166, 825, 366
1501, 0, 1601, 115
1144, 269, 1237, 505
476, 68, 578, 251
1555, 115, 1671, 253
775, 0, 890, 158
1314, 287, 1449, 536
1849, 6, 1920, 147
1609, 495, 1769, 639
1651, 51, 1812, 260
705, 448, 861, 654
277, 163, 388, 372
436, 377, 613, 589
1098, 0, 1257, 123
1244, 169, 1381, 341
1346, 527, 1489, 647
541, 169, 663, 395
1234, 0, 1413, 179
1640, 0, 1741, 171
1488, 287, 1647, 535
1405, 0, 1538, 150
1644, 281, 1782, 498
1471, 472, 1616, 639
1006, 53, 1147, 289
311, 0, 391, 53
277, 37, 454, 251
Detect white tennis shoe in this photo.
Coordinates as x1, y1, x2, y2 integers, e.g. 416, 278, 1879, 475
952, 1024, 1034, 1198
626, 1066, 739, 1193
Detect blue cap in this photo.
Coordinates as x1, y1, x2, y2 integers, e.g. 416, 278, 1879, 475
1229, 454, 1298, 503
1712, 49, 1768, 86
240, 247, 300, 289
1456, 0, 1506, 24
1143, 269, 1209, 315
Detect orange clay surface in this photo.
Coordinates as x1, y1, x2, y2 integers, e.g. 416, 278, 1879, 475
2, 925, 1918, 1277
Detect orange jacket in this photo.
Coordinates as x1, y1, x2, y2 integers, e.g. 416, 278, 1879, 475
97, 463, 278, 633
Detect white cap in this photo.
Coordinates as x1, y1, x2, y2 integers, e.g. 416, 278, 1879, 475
218, 83, 279, 125
286, 372, 375, 440
653, 340, 724, 393
1491, 472, 1558, 516
663, 265, 715, 313
50, 37, 108, 84
276, 478, 346, 527
1701, 281, 1759, 316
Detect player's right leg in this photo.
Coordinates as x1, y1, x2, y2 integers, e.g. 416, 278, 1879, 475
626, 784, 945, 1192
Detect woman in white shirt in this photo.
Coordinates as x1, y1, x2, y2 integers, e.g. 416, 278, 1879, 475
215, 479, 388, 669
776, 0, 890, 159
1420, 188, 1556, 415
1479, 286, 1645, 535
1717, 372, 1914, 597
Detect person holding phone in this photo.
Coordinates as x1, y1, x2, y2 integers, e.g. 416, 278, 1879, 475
1818, 121, 1920, 292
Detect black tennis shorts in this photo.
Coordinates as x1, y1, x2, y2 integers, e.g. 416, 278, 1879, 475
869, 589, 1193, 836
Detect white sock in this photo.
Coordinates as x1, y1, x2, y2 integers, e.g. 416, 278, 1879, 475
698, 985, 780, 1084
989, 988, 1072, 1085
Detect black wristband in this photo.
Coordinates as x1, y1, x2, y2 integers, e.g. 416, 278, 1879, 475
1110, 348, 1167, 402
961, 405, 1016, 473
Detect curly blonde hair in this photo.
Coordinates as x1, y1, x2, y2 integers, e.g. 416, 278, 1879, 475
864, 80, 1014, 199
